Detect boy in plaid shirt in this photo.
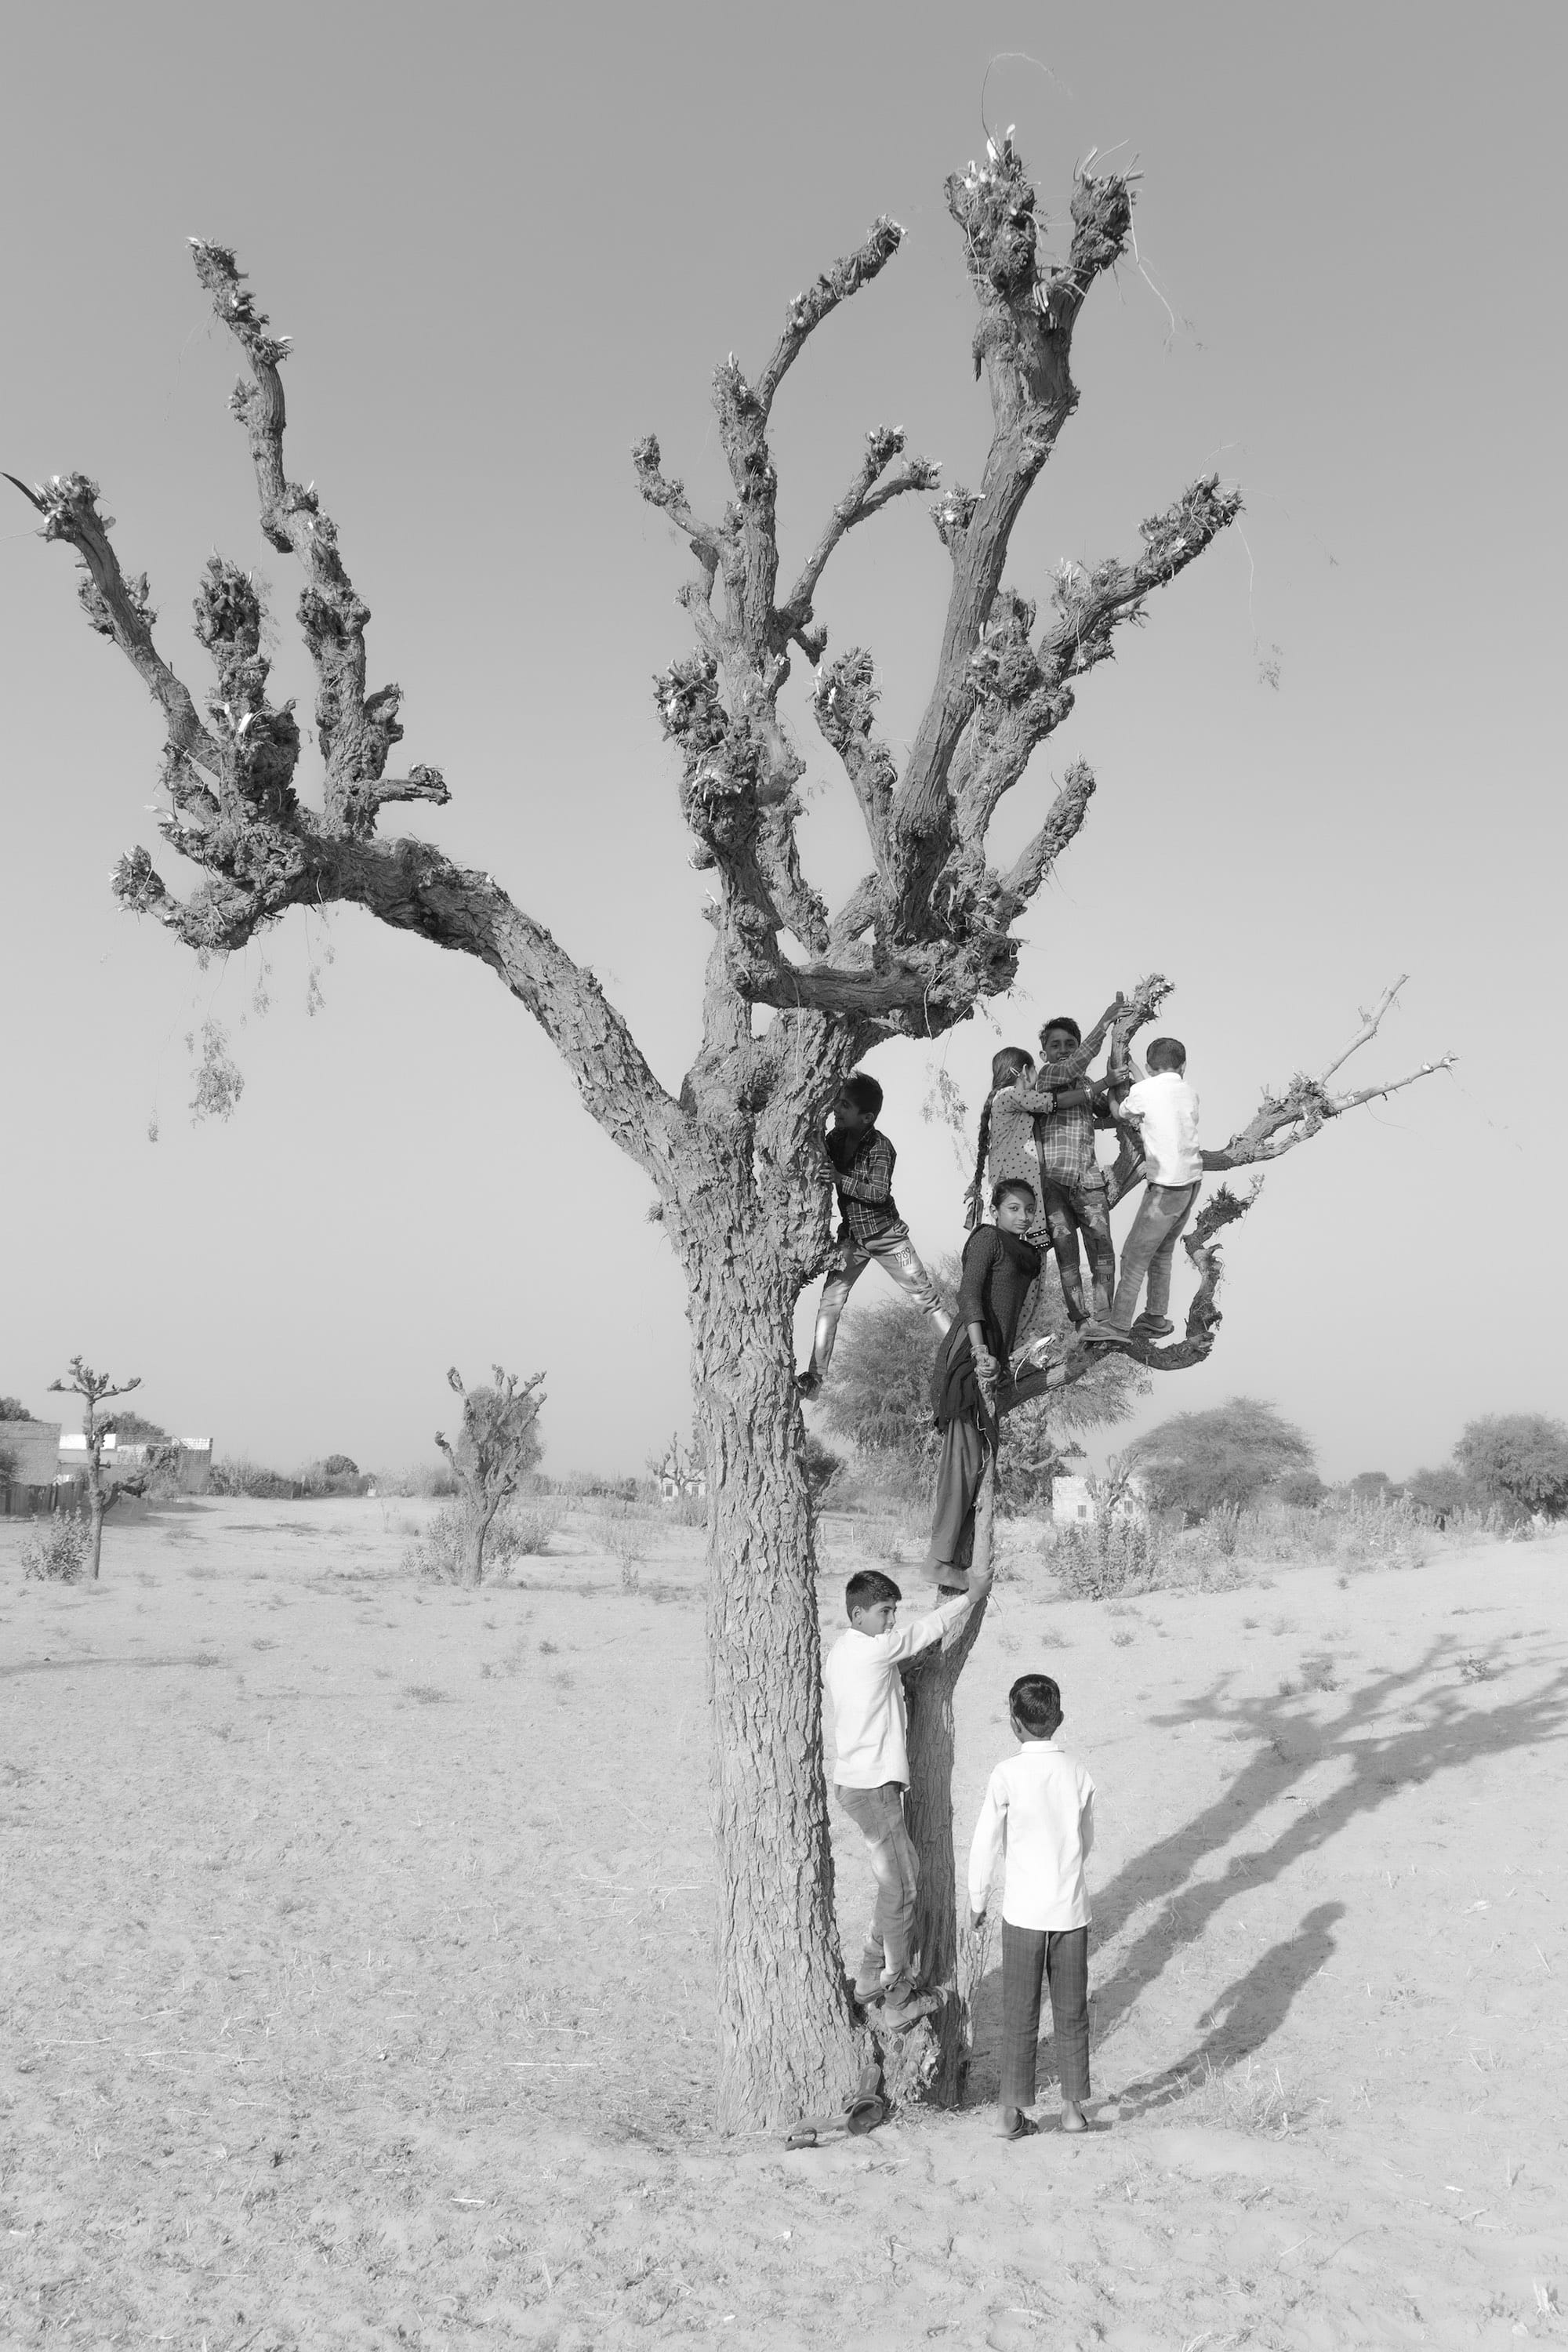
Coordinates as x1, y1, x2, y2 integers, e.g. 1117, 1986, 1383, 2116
797, 1073, 951, 1399
1034, 1000, 1124, 1327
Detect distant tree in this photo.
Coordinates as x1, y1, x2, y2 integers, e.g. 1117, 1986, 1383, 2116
819, 1254, 1147, 1506
1275, 1468, 1327, 1508
1130, 1396, 1315, 1520
111, 1410, 170, 1445
1454, 1414, 1568, 1520
801, 1434, 844, 1502
434, 1367, 546, 1585
1349, 1471, 1392, 1502
1405, 1462, 1470, 1523
321, 1453, 358, 1478
45, 1358, 175, 1579
0, 1396, 36, 1422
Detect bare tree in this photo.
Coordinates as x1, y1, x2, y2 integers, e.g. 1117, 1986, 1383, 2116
8, 133, 1450, 2128
45, 1357, 167, 1580
434, 1365, 546, 1585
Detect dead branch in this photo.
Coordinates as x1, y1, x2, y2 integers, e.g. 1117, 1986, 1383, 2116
757, 218, 904, 413
776, 426, 941, 644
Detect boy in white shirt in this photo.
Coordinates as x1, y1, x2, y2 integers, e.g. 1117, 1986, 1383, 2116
1085, 1035, 1203, 1344
825, 1561, 992, 2028
968, 1672, 1095, 2139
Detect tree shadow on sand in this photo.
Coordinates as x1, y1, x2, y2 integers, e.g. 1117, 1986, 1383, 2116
968, 1629, 1568, 2103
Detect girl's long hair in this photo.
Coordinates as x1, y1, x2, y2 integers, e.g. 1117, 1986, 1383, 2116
964, 1047, 1036, 1229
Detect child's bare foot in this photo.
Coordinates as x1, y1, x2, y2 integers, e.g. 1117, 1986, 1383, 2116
1060, 2099, 1087, 2133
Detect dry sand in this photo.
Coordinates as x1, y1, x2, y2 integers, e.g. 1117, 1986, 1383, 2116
1, 1495, 1564, 2350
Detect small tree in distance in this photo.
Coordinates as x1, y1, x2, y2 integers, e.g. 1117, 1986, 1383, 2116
45, 1357, 173, 1580
1454, 1414, 1568, 1522
821, 1254, 1148, 1506
1129, 1396, 1316, 1521
434, 1367, 546, 1586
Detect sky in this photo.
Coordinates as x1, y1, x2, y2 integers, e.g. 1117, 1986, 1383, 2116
2, 0, 1562, 1482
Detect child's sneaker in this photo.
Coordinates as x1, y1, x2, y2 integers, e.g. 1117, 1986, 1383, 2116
851, 1972, 886, 2007
1131, 1314, 1174, 1339
795, 1369, 822, 1399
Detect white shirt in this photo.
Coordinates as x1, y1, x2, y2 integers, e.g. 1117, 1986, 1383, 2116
1122, 1069, 1202, 1187
825, 1598, 968, 1788
967, 1741, 1096, 1931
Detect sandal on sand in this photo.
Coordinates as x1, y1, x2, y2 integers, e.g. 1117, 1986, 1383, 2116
785, 2063, 887, 2149
994, 2107, 1039, 2140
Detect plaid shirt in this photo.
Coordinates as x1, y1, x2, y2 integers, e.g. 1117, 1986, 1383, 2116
1035, 1036, 1109, 1189
828, 1126, 899, 1245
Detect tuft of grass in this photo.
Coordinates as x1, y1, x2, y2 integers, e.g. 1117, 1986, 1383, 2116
402, 1684, 452, 1705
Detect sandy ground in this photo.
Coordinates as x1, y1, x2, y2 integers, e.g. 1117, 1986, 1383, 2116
1, 1494, 1565, 2351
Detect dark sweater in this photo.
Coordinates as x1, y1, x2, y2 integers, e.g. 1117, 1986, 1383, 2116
930, 1225, 1041, 1427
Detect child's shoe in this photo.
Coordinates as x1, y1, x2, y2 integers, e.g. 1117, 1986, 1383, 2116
1079, 1319, 1135, 1347
1131, 1314, 1174, 1339
934, 1566, 970, 1595
994, 2104, 1037, 2140
880, 1984, 939, 2031
795, 1368, 822, 1400
851, 1971, 886, 2007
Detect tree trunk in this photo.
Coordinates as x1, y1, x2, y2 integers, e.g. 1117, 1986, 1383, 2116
685, 1211, 869, 2132
85, 1468, 105, 1581
891, 1451, 997, 2107
459, 1505, 486, 1588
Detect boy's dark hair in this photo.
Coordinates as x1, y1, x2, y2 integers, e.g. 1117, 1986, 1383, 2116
846, 1569, 901, 1614
1009, 1673, 1062, 1736
842, 1072, 884, 1120
992, 1177, 1036, 1210
1040, 1014, 1081, 1047
1146, 1036, 1186, 1072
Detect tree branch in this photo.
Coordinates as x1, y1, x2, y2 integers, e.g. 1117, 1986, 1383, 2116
757, 218, 904, 414
8, 472, 221, 775
775, 426, 940, 641
114, 826, 688, 1186
888, 155, 1135, 927
190, 241, 412, 833
995, 757, 1096, 916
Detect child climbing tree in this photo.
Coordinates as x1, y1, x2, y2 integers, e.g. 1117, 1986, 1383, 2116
7, 132, 1450, 2129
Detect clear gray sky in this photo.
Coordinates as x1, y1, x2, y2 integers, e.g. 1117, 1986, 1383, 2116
2, 1, 1561, 1480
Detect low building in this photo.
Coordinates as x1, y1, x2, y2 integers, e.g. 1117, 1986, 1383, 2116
56, 1432, 213, 1496
0, 1421, 64, 1516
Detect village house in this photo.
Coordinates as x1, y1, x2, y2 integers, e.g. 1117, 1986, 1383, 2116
0, 1420, 63, 1516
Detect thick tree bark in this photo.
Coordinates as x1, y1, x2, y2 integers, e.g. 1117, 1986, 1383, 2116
891, 1449, 996, 2108
682, 1189, 869, 2132
85, 1478, 106, 1582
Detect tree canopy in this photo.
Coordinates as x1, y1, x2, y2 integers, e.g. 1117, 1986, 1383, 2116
1128, 1395, 1316, 1519
1454, 1414, 1568, 1519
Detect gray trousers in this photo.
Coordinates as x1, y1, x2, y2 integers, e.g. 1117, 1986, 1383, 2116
808, 1221, 950, 1378
1000, 1922, 1091, 2108
1109, 1180, 1200, 1328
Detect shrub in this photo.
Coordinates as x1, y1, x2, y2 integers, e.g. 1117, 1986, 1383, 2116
486, 1502, 557, 1563
1275, 1470, 1326, 1508
405, 1499, 556, 1581
1048, 1513, 1160, 1601
1405, 1462, 1471, 1522
22, 1514, 87, 1582
321, 1453, 358, 1477
210, 1456, 304, 1499
803, 1434, 844, 1501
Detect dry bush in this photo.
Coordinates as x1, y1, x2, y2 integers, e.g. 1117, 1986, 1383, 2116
1047, 1515, 1166, 1601
20, 1515, 87, 1583
403, 1500, 555, 1584
590, 1508, 648, 1584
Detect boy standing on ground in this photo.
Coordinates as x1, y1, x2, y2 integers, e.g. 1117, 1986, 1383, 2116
1034, 1001, 1125, 1327
968, 1672, 1096, 2140
826, 1557, 993, 2027
1084, 1035, 1203, 1344
797, 1072, 951, 1399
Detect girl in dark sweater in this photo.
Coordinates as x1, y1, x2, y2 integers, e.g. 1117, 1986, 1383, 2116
926, 1178, 1042, 1592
